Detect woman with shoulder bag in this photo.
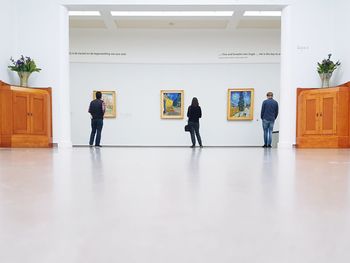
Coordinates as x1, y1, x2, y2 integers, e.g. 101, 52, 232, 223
187, 97, 203, 148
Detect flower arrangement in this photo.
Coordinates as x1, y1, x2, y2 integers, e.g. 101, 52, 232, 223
8, 55, 41, 73
8, 55, 41, 87
317, 54, 340, 74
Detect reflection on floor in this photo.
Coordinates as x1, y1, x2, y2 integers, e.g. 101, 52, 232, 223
0, 147, 349, 263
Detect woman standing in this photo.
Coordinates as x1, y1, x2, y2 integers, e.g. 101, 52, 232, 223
187, 97, 203, 148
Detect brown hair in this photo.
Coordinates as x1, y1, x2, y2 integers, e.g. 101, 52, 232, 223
96, 91, 102, 99
191, 97, 199, 107
266, 92, 273, 97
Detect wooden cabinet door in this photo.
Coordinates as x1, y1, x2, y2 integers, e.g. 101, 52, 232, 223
12, 92, 30, 134
301, 93, 320, 135
30, 93, 48, 135
319, 92, 337, 135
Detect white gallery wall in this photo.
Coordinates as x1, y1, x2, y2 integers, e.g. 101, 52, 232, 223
1, 0, 349, 147
0, 0, 15, 83
334, 0, 350, 84
70, 29, 280, 146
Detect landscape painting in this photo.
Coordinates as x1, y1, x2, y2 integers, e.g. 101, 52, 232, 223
93, 90, 116, 118
160, 90, 184, 119
227, 88, 254, 120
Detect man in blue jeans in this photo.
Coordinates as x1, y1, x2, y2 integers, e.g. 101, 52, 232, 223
261, 92, 278, 148
88, 91, 106, 147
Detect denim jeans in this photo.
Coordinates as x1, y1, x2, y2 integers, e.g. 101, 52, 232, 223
262, 119, 275, 146
89, 119, 103, 146
188, 121, 202, 146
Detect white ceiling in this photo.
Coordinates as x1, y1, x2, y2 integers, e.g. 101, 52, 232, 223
68, 5, 282, 30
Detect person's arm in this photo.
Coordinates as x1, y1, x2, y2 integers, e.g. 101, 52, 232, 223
260, 101, 265, 119
102, 101, 106, 115
187, 106, 191, 118
275, 102, 279, 119
199, 107, 202, 118
88, 102, 92, 114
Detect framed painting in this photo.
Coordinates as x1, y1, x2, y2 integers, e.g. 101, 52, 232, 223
160, 90, 184, 119
93, 91, 116, 118
227, 88, 254, 120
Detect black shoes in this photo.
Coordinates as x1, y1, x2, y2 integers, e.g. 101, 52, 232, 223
262, 145, 272, 148
95, 145, 102, 148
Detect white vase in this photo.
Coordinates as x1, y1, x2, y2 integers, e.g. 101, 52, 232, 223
319, 72, 332, 88
17, 71, 31, 87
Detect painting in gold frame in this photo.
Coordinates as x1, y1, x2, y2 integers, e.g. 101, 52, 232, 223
93, 90, 116, 118
227, 88, 254, 120
160, 90, 184, 119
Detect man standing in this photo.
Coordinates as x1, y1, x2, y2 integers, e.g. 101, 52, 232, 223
261, 92, 278, 148
88, 91, 105, 147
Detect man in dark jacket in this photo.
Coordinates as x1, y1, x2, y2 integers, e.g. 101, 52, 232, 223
88, 91, 106, 147
260, 92, 278, 148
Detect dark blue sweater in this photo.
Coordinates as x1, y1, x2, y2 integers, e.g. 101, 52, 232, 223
89, 99, 105, 119
261, 98, 278, 121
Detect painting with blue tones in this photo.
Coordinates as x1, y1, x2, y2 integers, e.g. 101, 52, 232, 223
227, 88, 254, 120
161, 90, 184, 119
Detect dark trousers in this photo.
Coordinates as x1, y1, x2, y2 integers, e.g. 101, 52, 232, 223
89, 119, 103, 146
189, 121, 202, 146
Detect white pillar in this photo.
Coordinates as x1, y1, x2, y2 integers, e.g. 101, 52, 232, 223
57, 5, 72, 148
278, 5, 294, 148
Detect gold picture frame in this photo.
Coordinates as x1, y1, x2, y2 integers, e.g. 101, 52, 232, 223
227, 88, 254, 120
160, 90, 184, 119
93, 90, 116, 118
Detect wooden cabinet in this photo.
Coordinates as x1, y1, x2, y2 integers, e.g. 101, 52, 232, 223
296, 85, 349, 148
299, 90, 337, 136
12, 91, 49, 136
0, 81, 52, 148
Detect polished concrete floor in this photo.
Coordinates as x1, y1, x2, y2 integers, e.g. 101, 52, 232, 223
0, 147, 349, 263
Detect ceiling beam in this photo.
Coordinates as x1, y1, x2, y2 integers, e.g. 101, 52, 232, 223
226, 10, 244, 30
100, 10, 116, 31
